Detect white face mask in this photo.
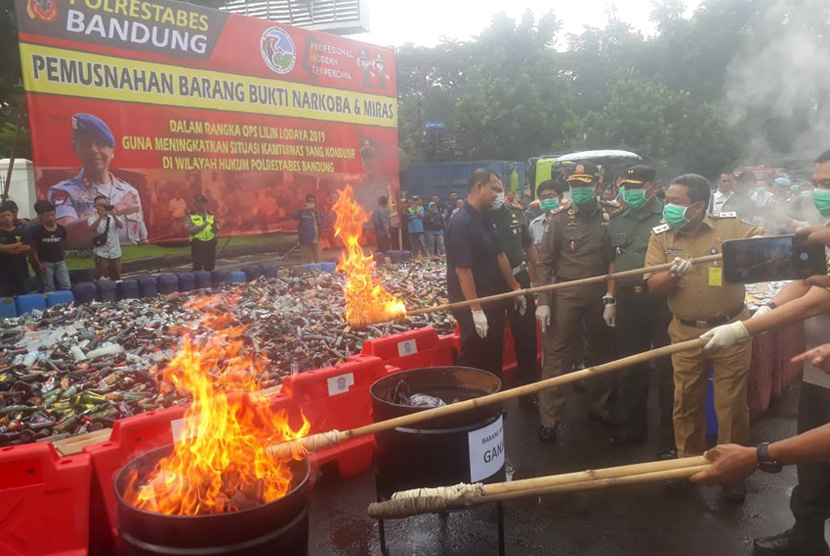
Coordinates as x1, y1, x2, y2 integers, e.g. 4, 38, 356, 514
491, 192, 505, 211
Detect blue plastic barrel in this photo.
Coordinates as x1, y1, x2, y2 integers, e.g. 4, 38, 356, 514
706, 367, 718, 437
400, 251, 413, 263
387, 250, 401, 264
45, 290, 75, 308
211, 269, 232, 287
72, 282, 98, 304
138, 276, 158, 298
96, 280, 117, 302
157, 273, 178, 295
0, 298, 17, 318
194, 270, 212, 289
15, 294, 47, 315
243, 265, 263, 281
231, 271, 247, 283
260, 264, 277, 279
117, 279, 139, 300
320, 262, 337, 273
177, 272, 196, 292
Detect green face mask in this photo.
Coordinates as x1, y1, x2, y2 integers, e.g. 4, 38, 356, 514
663, 203, 690, 229
540, 198, 559, 212
570, 186, 596, 205
620, 186, 647, 209
813, 188, 830, 217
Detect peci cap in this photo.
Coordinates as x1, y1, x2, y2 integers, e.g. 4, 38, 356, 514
566, 161, 602, 184
194, 194, 208, 204
72, 114, 115, 148
621, 165, 657, 186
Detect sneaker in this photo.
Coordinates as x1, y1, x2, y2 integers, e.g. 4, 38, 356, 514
538, 425, 559, 444
753, 528, 830, 556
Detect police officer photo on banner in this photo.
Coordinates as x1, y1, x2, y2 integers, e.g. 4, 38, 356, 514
46, 113, 148, 248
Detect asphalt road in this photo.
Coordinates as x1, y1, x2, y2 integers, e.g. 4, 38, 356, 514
306, 377, 826, 556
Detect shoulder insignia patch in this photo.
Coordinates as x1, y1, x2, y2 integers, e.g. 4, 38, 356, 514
652, 223, 670, 234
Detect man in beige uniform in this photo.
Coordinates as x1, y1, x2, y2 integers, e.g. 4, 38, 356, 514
645, 173, 765, 503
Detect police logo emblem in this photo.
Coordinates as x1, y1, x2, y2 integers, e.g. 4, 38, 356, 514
261, 27, 297, 75
27, 0, 58, 22
50, 190, 69, 207
575, 164, 585, 174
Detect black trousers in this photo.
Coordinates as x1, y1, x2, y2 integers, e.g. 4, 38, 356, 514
376, 233, 391, 253
507, 270, 538, 387
453, 301, 507, 379
191, 239, 217, 272
614, 288, 675, 451
790, 382, 830, 539
0, 265, 31, 297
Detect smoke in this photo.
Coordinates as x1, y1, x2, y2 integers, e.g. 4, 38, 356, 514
723, 0, 830, 166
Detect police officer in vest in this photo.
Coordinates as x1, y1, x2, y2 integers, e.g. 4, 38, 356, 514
535, 161, 621, 443
605, 166, 675, 457
186, 194, 218, 272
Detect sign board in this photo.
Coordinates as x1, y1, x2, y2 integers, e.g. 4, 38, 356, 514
327, 372, 355, 396
15, 0, 397, 247
468, 414, 504, 482
425, 119, 446, 130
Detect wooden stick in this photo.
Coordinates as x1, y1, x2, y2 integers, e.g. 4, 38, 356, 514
405, 254, 722, 318
267, 338, 704, 458
368, 458, 711, 519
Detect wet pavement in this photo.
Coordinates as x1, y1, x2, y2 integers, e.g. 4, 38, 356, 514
307, 377, 828, 556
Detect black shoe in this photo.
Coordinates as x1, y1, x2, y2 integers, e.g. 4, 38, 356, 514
588, 412, 616, 427
722, 481, 746, 504
609, 430, 648, 446
538, 425, 559, 443
753, 529, 830, 556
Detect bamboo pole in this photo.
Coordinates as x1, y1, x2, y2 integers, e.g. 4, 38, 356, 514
267, 338, 705, 459
368, 458, 711, 519
405, 254, 722, 318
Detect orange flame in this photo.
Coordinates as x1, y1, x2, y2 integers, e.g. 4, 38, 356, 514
333, 185, 406, 327
123, 293, 309, 515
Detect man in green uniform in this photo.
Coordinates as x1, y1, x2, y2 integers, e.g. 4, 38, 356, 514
645, 173, 765, 503
605, 166, 675, 457
491, 175, 540, 408
535, 161, 621, 442
186, 194, 218, 272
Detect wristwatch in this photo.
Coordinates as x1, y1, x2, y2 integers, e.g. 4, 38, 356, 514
602, 294, 616, 306
756, 442, 782, 473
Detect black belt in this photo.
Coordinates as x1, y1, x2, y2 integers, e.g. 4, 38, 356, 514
678, 306, 745, 328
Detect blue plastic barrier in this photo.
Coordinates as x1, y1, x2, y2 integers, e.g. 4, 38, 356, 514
231, 271, 246, 284
177, 272, 196, 292
72, 282, 98, 304
194, 270, 212, 289
0, 298, 17, 318
116, 279, 139, 300
304, 263, 322, 272
96, 280, 117, 302
388, 250, 402, 264
706, 367, 718, 437
243, 265, 263, 281
400, 251, 413, 263
260, 264, 278, 279
45, 291, 75, 307
320, 262, 337, 273
211, 269, 232, 287
15, 294, 47, 315
137, 276, 158, 298
156, 274, 178, 295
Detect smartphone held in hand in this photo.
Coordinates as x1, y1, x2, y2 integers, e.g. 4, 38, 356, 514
722, 234, 826, 284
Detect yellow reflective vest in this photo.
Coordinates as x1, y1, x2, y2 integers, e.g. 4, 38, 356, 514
189, 213, 215, 242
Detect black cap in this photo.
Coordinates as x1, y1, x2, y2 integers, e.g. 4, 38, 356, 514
194, 194, 208, 204
621, 165, 657, 186
566, 161, 601, 184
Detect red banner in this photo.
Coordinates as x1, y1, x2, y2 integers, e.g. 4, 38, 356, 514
15, 0, 398, 246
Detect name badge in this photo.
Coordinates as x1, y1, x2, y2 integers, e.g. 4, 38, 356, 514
709, 267, 723, 287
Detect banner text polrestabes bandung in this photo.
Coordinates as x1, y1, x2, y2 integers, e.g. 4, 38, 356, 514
21, 42, 397, 128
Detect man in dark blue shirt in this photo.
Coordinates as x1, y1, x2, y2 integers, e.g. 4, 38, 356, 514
446, 169, 526, 377
293, 194, 323, 263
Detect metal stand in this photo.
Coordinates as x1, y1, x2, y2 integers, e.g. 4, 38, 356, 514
375, 473, 506, 556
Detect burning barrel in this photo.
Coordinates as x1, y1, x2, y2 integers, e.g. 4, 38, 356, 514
114, 445, 311, 556
370, 366, 505, 499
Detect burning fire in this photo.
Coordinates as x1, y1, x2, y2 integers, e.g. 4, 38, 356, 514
123, 293, 309, 515
333, 185, 406, 327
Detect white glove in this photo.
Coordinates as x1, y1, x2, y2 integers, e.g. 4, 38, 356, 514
752, 305, 773, 319
602, 297, 616, 328
669, 257, 693, 278
701, 321, 750, 353
472, 310, 489, 339
535, 305, 551, 334
514, 294, 527, 316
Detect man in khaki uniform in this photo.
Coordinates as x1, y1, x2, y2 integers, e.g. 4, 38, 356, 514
535, 161, 621, 443
645, 173, 765, 503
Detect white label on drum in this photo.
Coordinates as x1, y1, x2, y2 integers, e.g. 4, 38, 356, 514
397, 339, 418, 357
327, 372, 355, 396
468, 414, 505, 482
171, 418, 184, 442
